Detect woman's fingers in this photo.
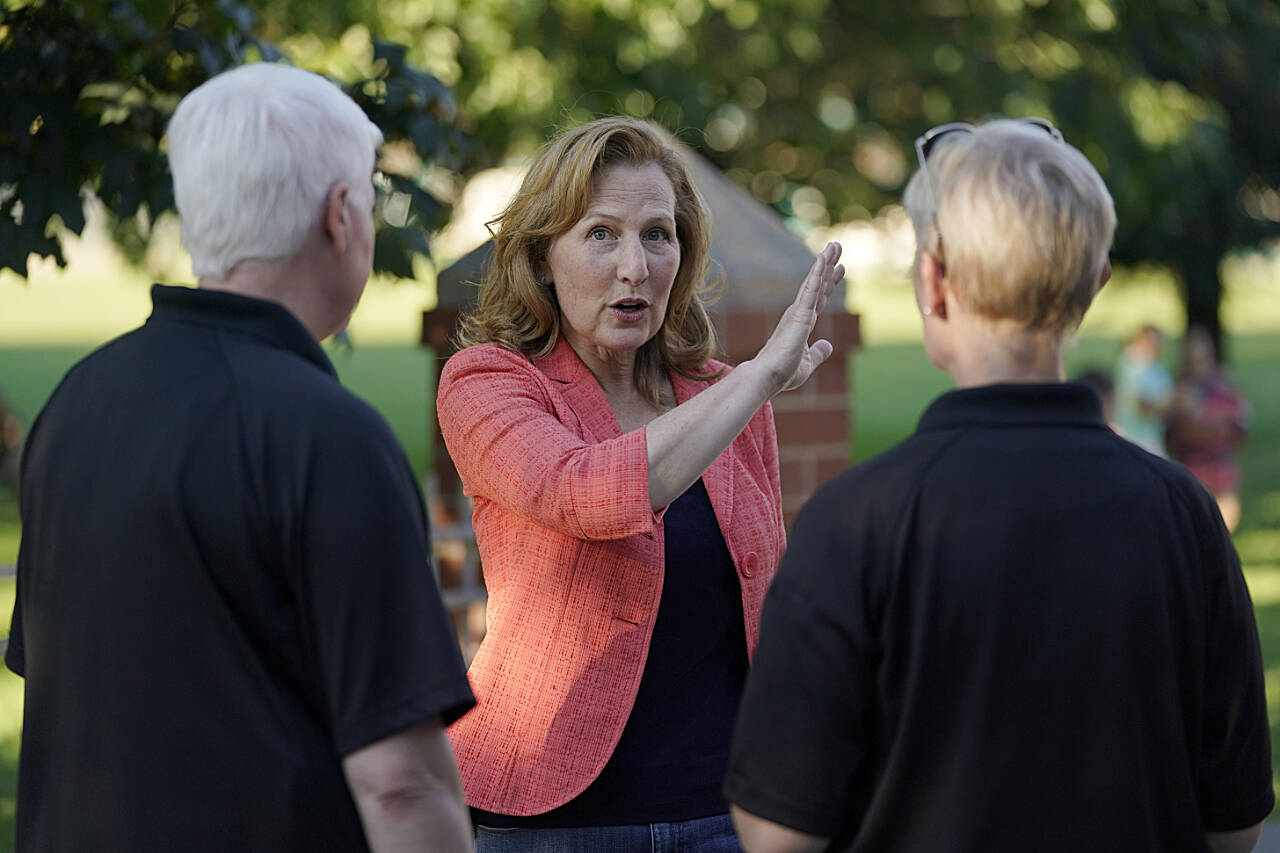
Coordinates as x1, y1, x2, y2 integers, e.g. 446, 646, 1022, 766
756, 242, 845, 394
789, 243, 842, 328
812, 262, 844, 316
797, 243, 842, 313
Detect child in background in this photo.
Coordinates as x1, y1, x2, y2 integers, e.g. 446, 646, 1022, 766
1114, 325, 1173, 455
1165, 326, 1251, 532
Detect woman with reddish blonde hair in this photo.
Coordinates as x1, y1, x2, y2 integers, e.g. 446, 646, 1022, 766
438, 115, 843, 851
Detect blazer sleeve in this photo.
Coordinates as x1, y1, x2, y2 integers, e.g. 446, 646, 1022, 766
437, 345, 655, 541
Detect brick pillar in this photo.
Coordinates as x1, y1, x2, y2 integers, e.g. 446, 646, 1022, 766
714, 309, 861, 530
420, 307, 464, 525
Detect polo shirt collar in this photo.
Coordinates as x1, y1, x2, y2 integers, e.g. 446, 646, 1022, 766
916, 382, 1106, 434
147, 284, 337, 377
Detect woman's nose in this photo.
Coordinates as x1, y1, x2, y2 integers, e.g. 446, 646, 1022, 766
616, 234, 648, 285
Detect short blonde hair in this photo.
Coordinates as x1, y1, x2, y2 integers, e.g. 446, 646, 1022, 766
903, 119, 1116, 332
454, 116, 718, 402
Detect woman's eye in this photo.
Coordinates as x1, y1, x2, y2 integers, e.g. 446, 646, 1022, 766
588, 227, 610, 241
645, 228, 670, 241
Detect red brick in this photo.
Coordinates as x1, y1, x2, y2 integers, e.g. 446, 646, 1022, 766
828, 311, 862, 347
782, 491, 810, 513
816, 356, 850, 394
775, 408, 849, 445
816, 454, 852, 485
772, 391, 846, 413
784, 509, 800, 532
716, 310, 778, 356
779, 458, 807, 492
813, 313, 834, 342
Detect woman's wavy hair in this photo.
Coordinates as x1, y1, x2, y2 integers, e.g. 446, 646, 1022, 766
453, 115, 720, 404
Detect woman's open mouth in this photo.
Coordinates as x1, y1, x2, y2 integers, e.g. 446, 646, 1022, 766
610, 299, 649, 322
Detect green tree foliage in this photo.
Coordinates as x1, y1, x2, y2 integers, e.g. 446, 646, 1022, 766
5, 0, 1278, 344
0, 0, 460, 280
344, 0, 1279, 344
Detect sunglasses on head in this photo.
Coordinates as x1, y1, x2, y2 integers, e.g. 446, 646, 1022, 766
913, 117, 1064, 206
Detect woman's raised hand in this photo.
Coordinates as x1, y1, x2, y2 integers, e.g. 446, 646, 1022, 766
752, 242, 844, 395
643, 242, 843, 509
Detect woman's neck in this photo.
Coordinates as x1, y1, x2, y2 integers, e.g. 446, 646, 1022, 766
566, 338, 673, 431
946, 318, 1067, 388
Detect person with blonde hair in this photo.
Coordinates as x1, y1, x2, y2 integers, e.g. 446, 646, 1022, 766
436, 115, 843, 851
726, 119, 1271, 853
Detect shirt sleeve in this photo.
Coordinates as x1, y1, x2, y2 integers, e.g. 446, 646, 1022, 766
1195, 493, 1274, 830
724, 495, 876, 837
293, 407, 476, 757
437, 345, 655, 541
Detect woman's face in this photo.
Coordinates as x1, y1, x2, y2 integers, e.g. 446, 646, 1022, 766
545, 162, 681, 367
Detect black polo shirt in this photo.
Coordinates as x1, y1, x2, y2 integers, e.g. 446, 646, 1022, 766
726, 383, 1273, 852
6, 285, 475, 852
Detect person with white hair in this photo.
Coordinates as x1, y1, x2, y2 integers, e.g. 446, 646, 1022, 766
5, 62, 475, 852
724, 119, 1272, 853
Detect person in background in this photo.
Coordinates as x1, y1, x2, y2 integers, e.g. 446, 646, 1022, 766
0, 390, 22, 494
5, 63, 475, 852
436, 115, 843, 852
1166, 325, 1251, 532
725, 118, 1271, 853
1114, 324, 1173, 455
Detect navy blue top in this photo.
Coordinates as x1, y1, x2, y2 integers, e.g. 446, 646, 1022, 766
475, 477, 748, 827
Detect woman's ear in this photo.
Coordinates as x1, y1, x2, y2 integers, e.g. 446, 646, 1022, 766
918, 250, 949, 320
535, 260, 552, 287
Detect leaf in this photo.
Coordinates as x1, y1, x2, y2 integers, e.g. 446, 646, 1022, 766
373, 225, 431, 279
373, 40, 408, 68
386, 173, 448, 230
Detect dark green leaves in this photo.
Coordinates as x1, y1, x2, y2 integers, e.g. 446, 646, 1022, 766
0, 0, 458, 281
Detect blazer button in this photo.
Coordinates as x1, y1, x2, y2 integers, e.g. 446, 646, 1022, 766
740, 551, 759, 578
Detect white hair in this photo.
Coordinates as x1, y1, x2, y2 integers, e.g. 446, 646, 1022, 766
166, 62, 384, 279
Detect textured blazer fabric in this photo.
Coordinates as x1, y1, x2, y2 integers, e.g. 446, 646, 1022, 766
437, 335, 786, 816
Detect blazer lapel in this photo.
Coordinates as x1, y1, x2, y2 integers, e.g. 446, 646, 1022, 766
534, 337, 736, 522
533, 336, 622, 443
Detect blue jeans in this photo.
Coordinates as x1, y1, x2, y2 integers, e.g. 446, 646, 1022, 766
474, 813, 742, 853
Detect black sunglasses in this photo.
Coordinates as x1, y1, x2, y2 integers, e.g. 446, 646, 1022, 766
913, 118, 1065, 205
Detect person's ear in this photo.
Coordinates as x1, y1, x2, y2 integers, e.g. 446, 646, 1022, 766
324, 182, 352, 255
1096, 258, 1112, 293
918, 249, 949, 320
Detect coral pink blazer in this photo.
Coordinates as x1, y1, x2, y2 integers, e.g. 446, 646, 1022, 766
437, 336, 786, 816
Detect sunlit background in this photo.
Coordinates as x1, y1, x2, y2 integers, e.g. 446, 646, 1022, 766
3, 0, 1280, 845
